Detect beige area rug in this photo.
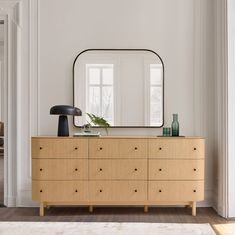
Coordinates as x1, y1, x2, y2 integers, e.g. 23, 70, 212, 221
0, 222, 215, 235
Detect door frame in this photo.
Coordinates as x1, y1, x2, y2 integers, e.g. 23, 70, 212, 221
0, 1, 21, 207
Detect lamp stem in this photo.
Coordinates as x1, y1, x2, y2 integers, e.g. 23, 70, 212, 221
58, 115, 69, 136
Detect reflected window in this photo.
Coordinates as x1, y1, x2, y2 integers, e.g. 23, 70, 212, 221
86, 64, 114, 125
150, 64, 163, 126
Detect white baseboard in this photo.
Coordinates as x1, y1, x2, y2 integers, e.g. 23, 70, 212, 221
5, 196, 16, 207
16, 190, 38, 207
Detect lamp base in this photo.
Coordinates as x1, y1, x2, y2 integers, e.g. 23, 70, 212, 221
58, 115, 69, 136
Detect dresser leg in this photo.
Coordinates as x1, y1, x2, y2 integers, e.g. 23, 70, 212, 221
89, 206, 93, 213
144, 205, 148, 213
192, 201, 196, 216
40, 202, 45, 216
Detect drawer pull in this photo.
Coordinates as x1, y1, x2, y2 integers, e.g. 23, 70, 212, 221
75, 189, 78, 193
39, 147, 43, 150
40, 190, 43, 193
99, 189, 103, 193
159, 168, 162, 171
194, 147, 197, 150
159, 147, 162, 150
134, 168, 138, 171
193, 168, 197, 171
74, 147, 78, 150
134, 189, 138, 192
159, 190, 162, 192
134, 147, 138, 150
39, 168, 43, 171
99, 168, 103, 171
99, 147, 103, 150
193, 190, 197, 192
75, 168, 78, 171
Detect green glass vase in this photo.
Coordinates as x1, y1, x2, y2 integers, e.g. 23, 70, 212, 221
171, 114, 179, 136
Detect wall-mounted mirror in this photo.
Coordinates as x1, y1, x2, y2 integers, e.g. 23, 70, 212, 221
73, 49, 164, 127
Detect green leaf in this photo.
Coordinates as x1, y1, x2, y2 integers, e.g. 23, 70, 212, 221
86, 113, 110, 134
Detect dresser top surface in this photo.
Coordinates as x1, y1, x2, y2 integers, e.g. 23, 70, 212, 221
32, 136, 205, 139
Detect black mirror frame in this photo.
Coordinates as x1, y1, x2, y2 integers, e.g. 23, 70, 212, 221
73, 49, 164, 128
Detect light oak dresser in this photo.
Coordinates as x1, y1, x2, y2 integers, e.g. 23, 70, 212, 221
31, 136, 205, 216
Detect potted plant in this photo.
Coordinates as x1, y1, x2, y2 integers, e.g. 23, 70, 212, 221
85, 113, 110, 135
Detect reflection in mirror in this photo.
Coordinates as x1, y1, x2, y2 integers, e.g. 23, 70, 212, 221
73, 49, 164, 127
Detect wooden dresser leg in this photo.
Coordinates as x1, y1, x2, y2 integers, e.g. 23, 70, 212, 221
192, 201, 196, 216
144, 205, 148, 213
89, 205, 93, 213
40, 202, 45, 216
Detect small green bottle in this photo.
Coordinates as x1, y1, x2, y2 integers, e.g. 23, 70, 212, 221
171, 114, 179, 136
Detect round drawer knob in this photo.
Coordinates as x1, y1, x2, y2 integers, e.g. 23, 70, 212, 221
39, 147, 43, 150
40, 190, 43, 193
134, 189, 138, 192
99, 168, 102, 171
99, 189, 103, 193
193, 190, 197, 192
159, 168, 162, 171
194, 147, 197, 150
75, 168, 78, 171
134, 147, 138, 150
194, 168, 197, 171
134, 168, 138, 171
75, 147, 78, 150
99, 147, 103, 150
159, 190, 162, 192
159, 147, 162, 150
75, 189, 78, 192
40, 168, 43, 171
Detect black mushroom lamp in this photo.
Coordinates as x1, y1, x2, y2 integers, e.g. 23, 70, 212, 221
50, 105, 82, 136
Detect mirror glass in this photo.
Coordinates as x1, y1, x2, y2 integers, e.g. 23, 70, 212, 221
73, 49, 164, 127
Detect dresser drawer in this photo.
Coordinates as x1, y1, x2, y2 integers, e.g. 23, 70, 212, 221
89, 181, 147, 202
89, 139, 147, 158
89, 139, 119, 158
149, 139, 204, 159
148, 181, 204, 202
119, 139, 147, 158
32, 138, 88, 158
32, 181, 88, 202
32, 159, 88, 180
149, 159, 204, 180
89, 159, 147, 180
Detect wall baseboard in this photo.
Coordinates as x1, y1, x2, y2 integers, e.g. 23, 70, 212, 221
5, 196, 16, 207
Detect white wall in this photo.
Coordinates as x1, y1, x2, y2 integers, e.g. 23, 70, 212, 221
15, 0, 217, 208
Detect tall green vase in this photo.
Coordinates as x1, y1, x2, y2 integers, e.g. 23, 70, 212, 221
171, 113, 179, 136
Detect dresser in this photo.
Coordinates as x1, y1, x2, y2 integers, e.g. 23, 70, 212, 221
31, 136, 205, 216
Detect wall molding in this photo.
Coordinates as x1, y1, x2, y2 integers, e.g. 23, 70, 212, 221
16, 0, 40, 206
193, 0, 221, 215
214, 0, 228, 218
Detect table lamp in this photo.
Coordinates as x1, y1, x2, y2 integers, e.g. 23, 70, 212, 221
50, 105, 82, 136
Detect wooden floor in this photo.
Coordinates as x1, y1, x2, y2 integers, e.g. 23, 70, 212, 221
0, 207, 234, 234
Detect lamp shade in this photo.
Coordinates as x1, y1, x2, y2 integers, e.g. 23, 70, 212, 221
50, 105, 82, 137
50, 105, 82, 116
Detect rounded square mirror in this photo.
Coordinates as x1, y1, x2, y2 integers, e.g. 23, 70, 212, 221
73, 49, 164, 127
